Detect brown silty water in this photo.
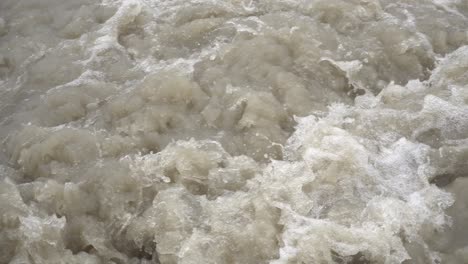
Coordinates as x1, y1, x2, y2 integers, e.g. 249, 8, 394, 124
1, 0, 468, 263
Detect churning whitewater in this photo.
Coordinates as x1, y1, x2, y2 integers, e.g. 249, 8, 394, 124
1, 0, 468, 263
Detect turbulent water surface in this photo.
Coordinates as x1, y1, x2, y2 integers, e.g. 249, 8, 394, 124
1, 0, 468, 263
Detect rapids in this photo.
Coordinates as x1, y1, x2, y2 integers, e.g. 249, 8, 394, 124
1, 0, 468, 263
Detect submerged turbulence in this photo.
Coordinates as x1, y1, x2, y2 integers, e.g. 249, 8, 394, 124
1, 0, 468, 263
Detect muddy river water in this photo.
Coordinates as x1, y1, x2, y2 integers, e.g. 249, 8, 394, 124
1, 0, 468, 263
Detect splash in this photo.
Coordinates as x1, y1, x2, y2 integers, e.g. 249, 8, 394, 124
1, 0, 468, 263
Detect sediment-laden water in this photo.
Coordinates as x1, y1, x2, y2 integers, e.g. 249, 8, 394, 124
1, 0, 468, 263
